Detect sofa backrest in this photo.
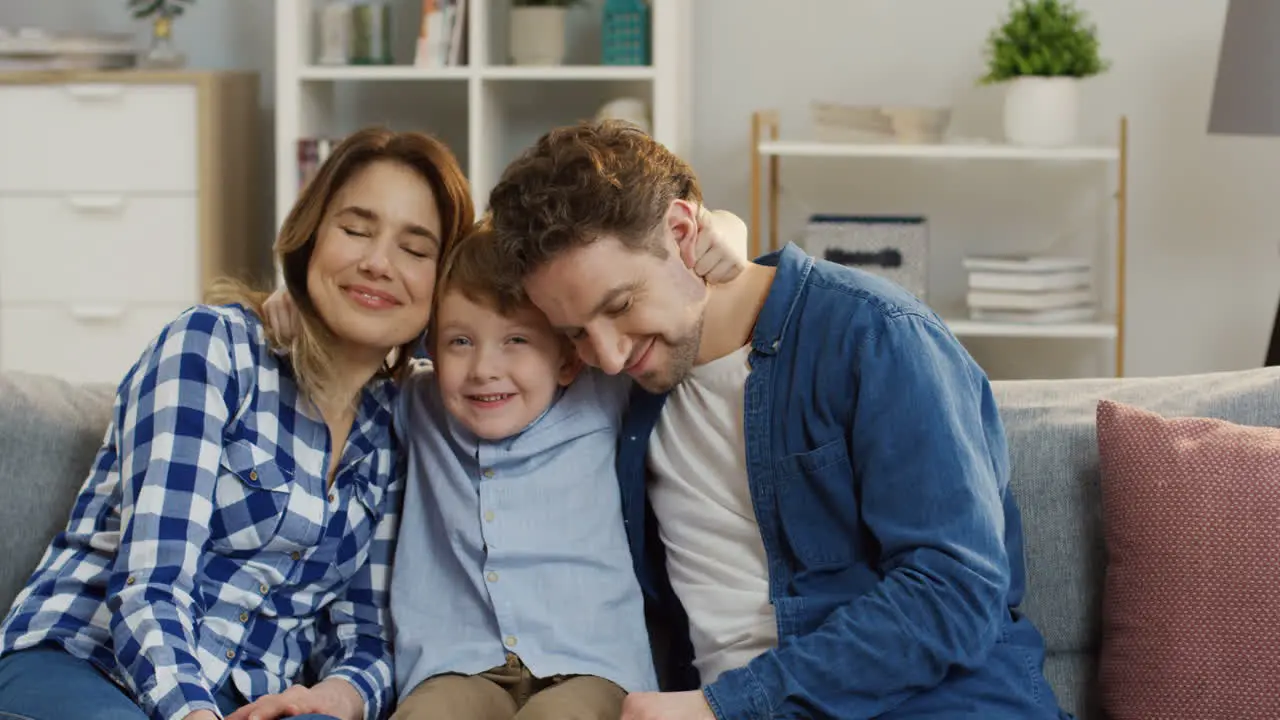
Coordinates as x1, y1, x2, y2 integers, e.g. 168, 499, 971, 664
993, 366, 1280, 718
0, 372, 115, 613
5, 366, 1280, 718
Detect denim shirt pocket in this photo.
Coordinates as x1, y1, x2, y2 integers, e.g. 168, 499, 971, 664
773, 438, 859, 570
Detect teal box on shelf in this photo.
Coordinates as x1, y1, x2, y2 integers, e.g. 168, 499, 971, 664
602, 0, 650, 66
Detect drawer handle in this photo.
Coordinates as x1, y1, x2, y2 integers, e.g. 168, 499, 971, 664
67, 195, 127, 212
63, 84, 125, 100
69, 305, 126, 322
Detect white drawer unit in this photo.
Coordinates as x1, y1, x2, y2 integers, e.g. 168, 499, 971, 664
0, 70, 265, 386
0, 195, 199, 304
0, 83, 197, 193
0, 304, 193, 386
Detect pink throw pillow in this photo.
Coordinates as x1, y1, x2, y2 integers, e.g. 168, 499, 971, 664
1096, 399, 1280, 719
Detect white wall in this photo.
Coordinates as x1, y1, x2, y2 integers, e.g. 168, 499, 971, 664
6, 1, 1275, 378
691, 0, 1280, 379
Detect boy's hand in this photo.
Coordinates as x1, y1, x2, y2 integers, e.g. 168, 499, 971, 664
687, 207, 750, 285
263, 287, 300, 343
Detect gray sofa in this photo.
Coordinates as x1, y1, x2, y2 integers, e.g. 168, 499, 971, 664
4, 366, 1280, 719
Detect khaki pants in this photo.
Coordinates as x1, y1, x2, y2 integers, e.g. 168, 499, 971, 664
392, 652, 626, 720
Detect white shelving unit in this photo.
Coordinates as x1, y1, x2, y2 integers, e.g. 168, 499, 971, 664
749, 110, 1129, 376
274, 0, 693, 228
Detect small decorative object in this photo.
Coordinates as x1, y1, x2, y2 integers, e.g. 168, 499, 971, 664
595, 97, 650, 133
980, 0, 1109, 147
128, 0, 193, 69
804, 215, 929, 301
317, 1, 353, 65
602, 0, 649, 66
509, 0, 578, 66
350, 1, 393, 65
880, 106, 952, 144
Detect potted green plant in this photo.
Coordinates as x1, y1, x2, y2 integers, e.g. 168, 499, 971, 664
509, 0, 580, 66
128, 0, 194, 68
980, 0, 1109, 147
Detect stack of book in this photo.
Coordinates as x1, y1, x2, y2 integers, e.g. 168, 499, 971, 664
963, 256, 1096, 324
413, 0, 468, 68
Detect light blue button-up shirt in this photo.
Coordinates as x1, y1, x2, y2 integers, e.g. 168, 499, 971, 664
390, 361, 658, 703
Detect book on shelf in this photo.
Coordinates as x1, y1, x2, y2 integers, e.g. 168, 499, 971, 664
297, 137, 343, 191
414, 0, 468, 67
969, 306, 1098, 324
961, 255, 1092, 274
968, 269, 1090, 292
966, 288, 1094, 311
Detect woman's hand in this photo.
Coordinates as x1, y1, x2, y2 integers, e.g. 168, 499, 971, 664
686, 207, 751, 284
263, 287, 300, 343
183, 711, 220, 720
225, 678, 363, 720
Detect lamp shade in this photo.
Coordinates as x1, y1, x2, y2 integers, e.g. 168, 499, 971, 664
1209, 0, 1280, 136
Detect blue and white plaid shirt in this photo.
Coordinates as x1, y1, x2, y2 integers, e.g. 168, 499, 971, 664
0, 305, 403, 720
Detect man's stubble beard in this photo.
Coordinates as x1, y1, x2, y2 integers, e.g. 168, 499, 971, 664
636, 310, 705, 395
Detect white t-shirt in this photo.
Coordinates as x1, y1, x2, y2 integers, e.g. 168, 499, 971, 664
647, 345, 779, 684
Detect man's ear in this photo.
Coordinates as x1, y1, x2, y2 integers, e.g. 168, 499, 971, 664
666, 199, 700, 270
557, 345, 584, 387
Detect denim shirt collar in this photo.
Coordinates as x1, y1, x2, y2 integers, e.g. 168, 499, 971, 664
750, 242, 814, 357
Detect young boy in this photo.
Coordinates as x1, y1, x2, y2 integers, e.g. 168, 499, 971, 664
264, 211, 749, 719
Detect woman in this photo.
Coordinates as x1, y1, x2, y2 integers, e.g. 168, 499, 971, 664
0, 127, 473, 720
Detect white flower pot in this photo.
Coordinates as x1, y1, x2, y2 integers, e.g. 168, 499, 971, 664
509, 6, 568, 66
1002, 77, 1080, 147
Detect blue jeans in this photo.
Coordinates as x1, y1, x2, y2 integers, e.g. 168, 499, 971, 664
0, 647, 341, 720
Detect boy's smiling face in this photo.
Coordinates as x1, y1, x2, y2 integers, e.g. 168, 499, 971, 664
433, 288, 580, 440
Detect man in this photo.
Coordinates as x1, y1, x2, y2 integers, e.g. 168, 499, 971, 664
487, 121, 1069, 720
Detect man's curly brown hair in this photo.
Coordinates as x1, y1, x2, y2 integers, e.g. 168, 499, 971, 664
487, 120, 703, 285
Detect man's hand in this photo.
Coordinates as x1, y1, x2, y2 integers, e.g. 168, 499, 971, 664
687, 207, 750, 285
225, 678, 364, 720
262, 287, 300, 344
621, 690, 717, 720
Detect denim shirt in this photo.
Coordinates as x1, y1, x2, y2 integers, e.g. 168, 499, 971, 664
616, 244, 1063, 719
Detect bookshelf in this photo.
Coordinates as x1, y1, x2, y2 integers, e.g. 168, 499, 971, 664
274, 0, 693, 228
749, 109, 1129, 377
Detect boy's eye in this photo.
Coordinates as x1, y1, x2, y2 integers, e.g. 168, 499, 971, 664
447, 337, 471, 347
507, 336, 529, 345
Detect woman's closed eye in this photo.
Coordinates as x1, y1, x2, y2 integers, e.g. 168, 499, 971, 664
341, 225, 372, 238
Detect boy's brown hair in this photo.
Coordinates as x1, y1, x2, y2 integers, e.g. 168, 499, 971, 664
486, 120, 703, 287
432, 220, 577, 361
436, 218, 529, 316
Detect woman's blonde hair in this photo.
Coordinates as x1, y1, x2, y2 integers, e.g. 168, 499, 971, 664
208, 126, 473, 405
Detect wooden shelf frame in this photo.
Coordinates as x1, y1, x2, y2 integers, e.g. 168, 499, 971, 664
749, 110, 1130, 377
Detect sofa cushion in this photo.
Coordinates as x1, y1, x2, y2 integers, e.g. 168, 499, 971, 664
1095, 400, 1280, 719
0, 372, 115, 614
991, 367, 1280, 720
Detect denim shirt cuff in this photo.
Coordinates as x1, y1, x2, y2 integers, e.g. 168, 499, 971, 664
703, 665, 772, 720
